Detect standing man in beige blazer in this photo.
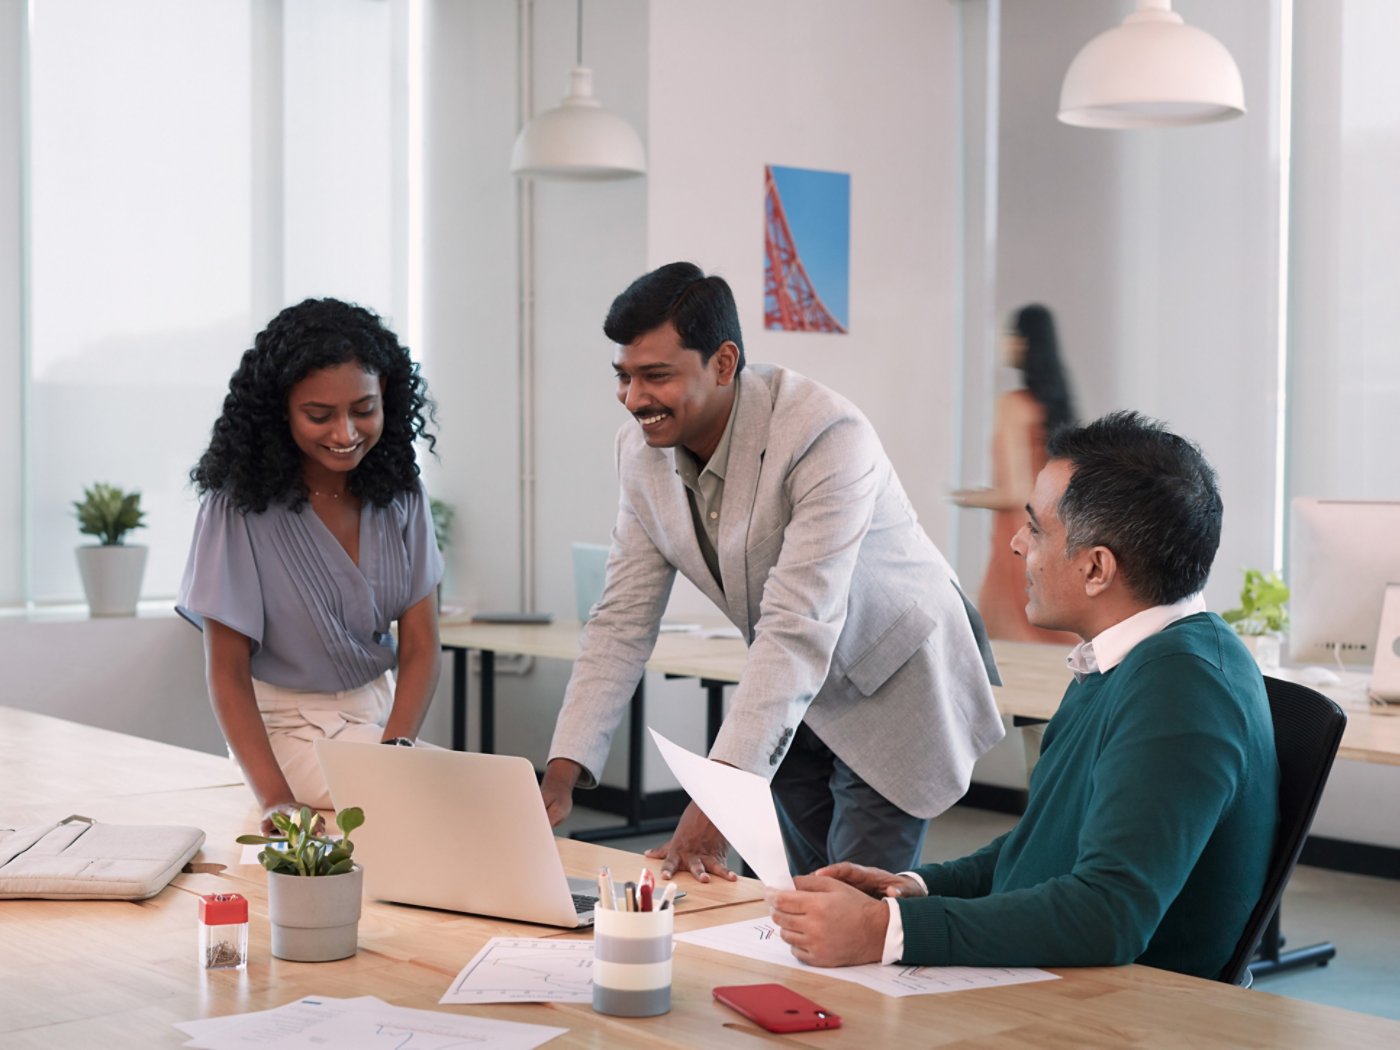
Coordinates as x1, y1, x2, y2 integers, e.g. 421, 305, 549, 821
542, 262, 1004, 883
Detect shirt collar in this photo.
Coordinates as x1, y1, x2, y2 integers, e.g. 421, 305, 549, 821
674, 383, 740, 483
1066, 592, 1207, 681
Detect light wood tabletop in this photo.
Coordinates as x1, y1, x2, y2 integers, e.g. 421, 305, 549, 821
437, 619, 1400, 766
5, 710, 1400, 1047
4, 709, 1400, 1047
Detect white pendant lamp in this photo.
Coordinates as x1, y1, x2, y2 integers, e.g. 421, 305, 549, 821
510, 0, 645, 180
1058, 0, 1245, 129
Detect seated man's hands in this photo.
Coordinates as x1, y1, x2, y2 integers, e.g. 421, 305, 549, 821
769, 874, 892, 967
540, 758, 582, 827
814, 861, 927, 900
644, 801, 738, 883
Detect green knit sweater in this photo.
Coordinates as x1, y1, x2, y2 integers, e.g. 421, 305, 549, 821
898, 612, 1278, 979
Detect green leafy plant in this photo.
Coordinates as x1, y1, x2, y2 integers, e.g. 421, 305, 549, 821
1222, 568, 1290, 637
235, 805, 365, 877
430, 497, 455, 552
73, 482, 146, 546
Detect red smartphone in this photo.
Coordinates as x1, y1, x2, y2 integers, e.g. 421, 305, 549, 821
713, 983, 842, 1032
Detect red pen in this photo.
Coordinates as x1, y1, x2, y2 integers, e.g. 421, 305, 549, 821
639, 882, 653, 912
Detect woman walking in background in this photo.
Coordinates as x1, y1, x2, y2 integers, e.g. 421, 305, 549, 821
954, 304, 1078, 644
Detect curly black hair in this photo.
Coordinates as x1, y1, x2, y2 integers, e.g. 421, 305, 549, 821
192, 298, 437, 513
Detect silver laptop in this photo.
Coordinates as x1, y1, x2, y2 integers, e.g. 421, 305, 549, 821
571, 542, 610, 622
316, 739, 600, 927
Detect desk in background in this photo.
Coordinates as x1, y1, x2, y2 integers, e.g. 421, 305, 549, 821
4, 708, 1400, 1048
438, 618, 745, 840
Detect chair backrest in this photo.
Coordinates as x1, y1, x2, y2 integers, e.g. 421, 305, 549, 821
1218, 675, 1347, 985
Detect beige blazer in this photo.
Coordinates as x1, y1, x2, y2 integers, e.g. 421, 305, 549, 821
549, 365, 1005, 818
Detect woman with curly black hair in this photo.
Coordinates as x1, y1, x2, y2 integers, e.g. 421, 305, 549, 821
177, 298, 442, 831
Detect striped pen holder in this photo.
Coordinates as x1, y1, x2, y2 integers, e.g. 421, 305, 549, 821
592, 906, 674, 1017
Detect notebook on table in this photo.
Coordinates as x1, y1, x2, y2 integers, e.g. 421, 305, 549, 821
316, 740, 600, 927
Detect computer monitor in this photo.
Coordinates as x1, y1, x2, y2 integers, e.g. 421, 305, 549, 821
1288, 498, 1400, 665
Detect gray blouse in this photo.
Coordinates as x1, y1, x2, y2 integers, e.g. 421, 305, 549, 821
176, 480, 443, 693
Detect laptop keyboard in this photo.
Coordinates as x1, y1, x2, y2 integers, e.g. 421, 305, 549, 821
571, 892, 598, 915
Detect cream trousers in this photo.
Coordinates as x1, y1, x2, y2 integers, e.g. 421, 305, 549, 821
239, 672, 395, 811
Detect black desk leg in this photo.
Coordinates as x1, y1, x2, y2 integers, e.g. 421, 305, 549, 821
702, 678, 726, 750
451, 648, 468, 752
1249, 907, 1337, 980
480, 650, 495, 755
572, 677, 681, 843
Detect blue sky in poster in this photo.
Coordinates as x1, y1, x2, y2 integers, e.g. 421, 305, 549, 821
770, 165, 850, 329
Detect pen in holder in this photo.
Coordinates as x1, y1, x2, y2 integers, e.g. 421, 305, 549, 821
592, 905, 674, 1017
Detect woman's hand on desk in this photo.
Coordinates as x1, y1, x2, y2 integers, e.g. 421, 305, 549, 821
260, 801, 326, 837
645, 802, 738, 883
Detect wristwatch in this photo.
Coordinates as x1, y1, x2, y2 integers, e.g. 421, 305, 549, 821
382, 736, 415, 747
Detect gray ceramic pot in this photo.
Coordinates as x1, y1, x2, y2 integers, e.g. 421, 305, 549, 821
266, 864, 363, 962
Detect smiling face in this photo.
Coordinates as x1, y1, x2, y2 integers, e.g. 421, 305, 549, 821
612, 322, 738, 461
287, 361, 386, 484
1010, 459, 1095, 638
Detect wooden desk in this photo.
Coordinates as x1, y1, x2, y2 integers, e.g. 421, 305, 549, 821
989, 640, 1400, 766
5, 711, 1399, 1048
438, 618, 746, 839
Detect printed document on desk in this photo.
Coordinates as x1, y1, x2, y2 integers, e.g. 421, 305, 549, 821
649, 728, 794, 890
442, 937, 594, 1005
176, 994, 566, 1049
677, 918, 1058, 998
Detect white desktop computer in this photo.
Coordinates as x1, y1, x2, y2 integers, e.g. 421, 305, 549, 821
1289, 498, 1400, 699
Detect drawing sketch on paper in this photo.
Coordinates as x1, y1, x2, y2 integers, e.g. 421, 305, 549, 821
441, 937, 594, 1005
677, 917, 1058, 998
764, 164, 850, 334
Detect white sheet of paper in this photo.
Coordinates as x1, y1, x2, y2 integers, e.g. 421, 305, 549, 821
441, 937, 594, 1004
176, 995, 566, 1050
677, 918, 1059, 998
648, 728, 794, 890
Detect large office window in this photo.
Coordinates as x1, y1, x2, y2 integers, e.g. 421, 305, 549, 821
19, 0, 409, 606
1288, 0, 1400, 503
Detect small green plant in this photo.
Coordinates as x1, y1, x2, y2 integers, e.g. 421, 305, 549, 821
73, 482, 146, 546
236, 805, 365, 877
430, 497, 455, 552
1222, 568, 1290, 637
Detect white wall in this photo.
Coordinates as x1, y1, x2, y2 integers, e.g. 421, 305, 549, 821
968, 0, 1284, 613
0, 1, 22, 603
647, 0, 963, 562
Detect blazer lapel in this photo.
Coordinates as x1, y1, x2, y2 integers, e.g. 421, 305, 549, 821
647, 448, 727, 611
717, 371, 771, 634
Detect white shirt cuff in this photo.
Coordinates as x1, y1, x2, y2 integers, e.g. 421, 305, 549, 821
881, 897, 904, 965
880, 872, 927, 966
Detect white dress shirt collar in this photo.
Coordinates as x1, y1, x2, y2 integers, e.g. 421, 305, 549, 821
1066, 592, 1208, 681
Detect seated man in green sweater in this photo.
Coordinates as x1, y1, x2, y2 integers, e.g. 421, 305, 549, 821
769, 411, 1280, 980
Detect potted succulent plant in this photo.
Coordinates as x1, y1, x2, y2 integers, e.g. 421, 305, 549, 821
72, 482, 148, 616
236, 805, 366, 962
1222, 568, 1290, 670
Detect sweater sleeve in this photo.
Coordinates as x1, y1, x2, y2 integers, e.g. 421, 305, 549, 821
898, 654, 1250, 967
910, 833, 1007, 898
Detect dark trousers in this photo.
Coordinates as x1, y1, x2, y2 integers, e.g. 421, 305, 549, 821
769, 723, 928, 876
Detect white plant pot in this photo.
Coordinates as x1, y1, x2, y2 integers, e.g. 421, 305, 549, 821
75, 544, 148, 617
1239, 633, 1281, 672
267, 864, 363, 962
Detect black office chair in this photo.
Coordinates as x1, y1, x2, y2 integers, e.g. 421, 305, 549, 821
1218, 676, 1347, 987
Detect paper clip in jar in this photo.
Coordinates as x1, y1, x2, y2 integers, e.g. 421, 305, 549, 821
198, 892, 249, 970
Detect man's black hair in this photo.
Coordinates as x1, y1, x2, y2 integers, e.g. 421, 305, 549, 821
603, 261, 746, 372
1048, 411, 1223, 605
